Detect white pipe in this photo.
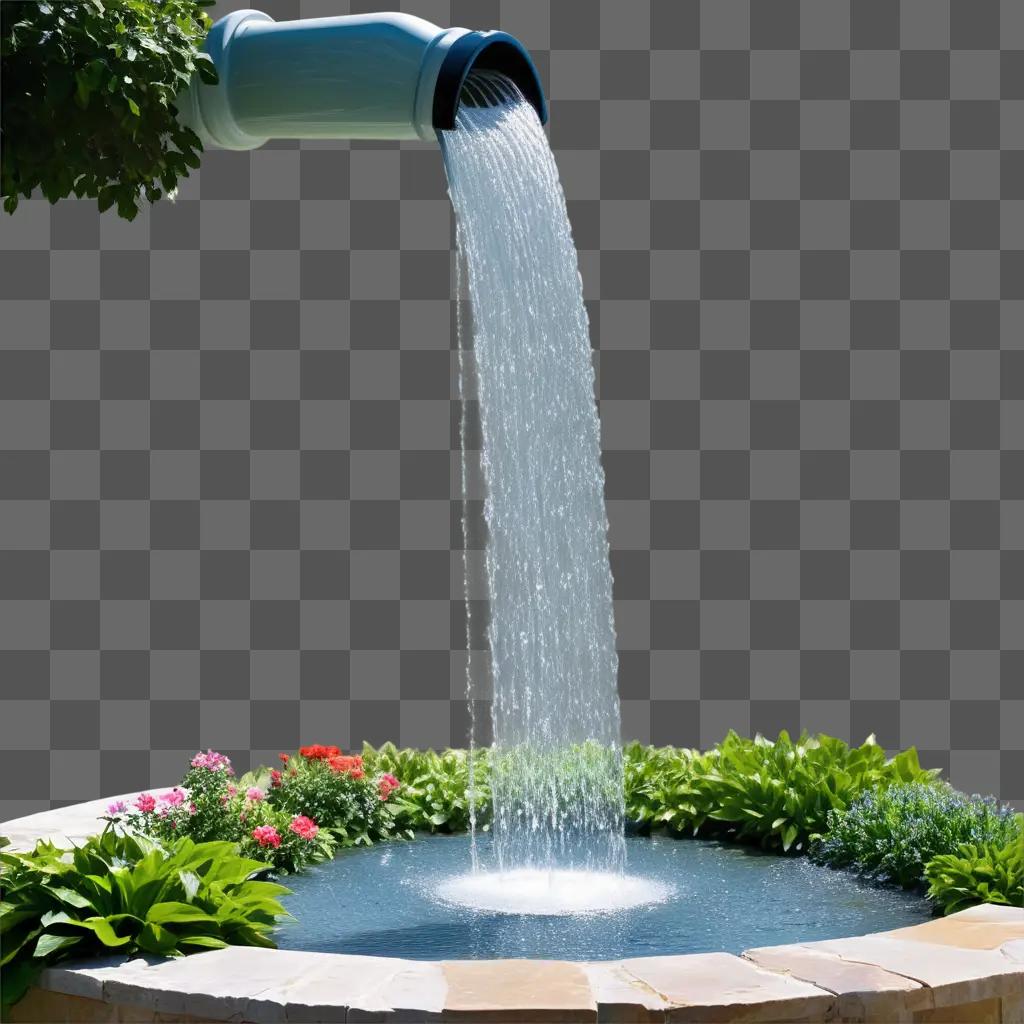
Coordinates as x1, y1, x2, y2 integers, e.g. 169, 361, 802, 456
179, 10, 547, 149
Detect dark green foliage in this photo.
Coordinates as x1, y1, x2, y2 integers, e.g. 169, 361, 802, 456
624, 731, 938, 852
0, 829, 288, 1016
811, 783, 1023, 888
925, 837, 1024, 915
1, 0, 216, 219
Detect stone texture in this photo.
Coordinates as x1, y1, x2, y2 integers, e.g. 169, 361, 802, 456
882, 905, 1024, 951
1003, 992, 1024, 1024
912, 996, 1002, 1023
7, 989, 219, 1024
440, 959, 596, 1022
743, 943, 927, 1022
581, 961, 672, 1022
617, 952, 835, 1023
803, 934, 1024, 1013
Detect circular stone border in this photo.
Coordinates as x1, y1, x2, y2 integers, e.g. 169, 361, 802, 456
4, 795, 1023, 1024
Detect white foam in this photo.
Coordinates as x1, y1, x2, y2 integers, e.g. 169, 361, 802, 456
434, 869, 673, 916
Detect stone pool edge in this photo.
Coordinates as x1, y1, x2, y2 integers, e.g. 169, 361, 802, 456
4, 799, 1024, 1023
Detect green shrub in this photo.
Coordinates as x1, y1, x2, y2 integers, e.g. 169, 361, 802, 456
1, 0, 215, 219
267, 753, 397, 848
0, 829, 288, 1016
625, 731, 938, 852
812, 783, 1022, 888
363, 743, 491, 833
625, 741, 717, 832
925, 837, 1024, 915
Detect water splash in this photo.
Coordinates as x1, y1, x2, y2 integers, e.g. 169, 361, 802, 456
441, 74, 625, 875
436, 868, 671, 916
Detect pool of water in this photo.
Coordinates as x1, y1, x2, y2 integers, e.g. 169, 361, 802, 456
274, 834, 933, 961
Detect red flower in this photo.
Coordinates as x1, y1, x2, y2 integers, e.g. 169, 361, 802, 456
327, 753, 363, 776
270, 769, 282, 788
134, 792, 156, 814
377, 773, 400, 800
299, 744, 341, 761
252, 825, 281, 849
278, 753, 290, 764
289, 815, 319, 841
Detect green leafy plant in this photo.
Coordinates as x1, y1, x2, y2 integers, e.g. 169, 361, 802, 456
625, 742, 717, 833
625, 731, 938, 852
1, 0, 216, 219
0, 829, 288, 1016
363, 743, 492, 833
925, 837, 1024, 915
812, 783, 1022, 888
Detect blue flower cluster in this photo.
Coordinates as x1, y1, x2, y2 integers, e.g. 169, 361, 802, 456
811, 782, 1021, 889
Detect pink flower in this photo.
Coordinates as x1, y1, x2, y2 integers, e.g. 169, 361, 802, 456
246, 787, 264, 802
289, 815, 319, 841
252, 825, 281, 849
160, 788, 185, 806
134, 793, 156, 814
227, 784, 237, 797
190, 750, 232, 772
377, 773, 400, 801
106, 800, 127, 815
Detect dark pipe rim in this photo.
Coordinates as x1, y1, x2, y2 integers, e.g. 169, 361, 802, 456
432, 30, 549, 131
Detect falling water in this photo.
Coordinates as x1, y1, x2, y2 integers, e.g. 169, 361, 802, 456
441, 74, 626, 878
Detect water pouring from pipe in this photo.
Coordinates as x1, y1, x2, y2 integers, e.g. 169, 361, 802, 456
184, 11, 655, 915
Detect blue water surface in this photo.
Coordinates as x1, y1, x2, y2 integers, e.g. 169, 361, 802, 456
274, 834, 933, 961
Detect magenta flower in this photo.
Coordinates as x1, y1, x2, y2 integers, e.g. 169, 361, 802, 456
252, 825, 281, 849
106, 800, 127, 815
289, 815, 318, 840
377, 773, 400, 800
160, 788, 185, 806
190, 750, 232, 772
134, 793, 156, 814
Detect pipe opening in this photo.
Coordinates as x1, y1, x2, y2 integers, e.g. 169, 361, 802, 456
432, 31, 547, 132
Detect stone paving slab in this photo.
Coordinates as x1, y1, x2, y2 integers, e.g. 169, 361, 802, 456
580, 961, 673, 1021
801, 933, 1024, 1012
616, 952, 835, 1023
881, 903, 1024, 950
440, 959, 597, 1021
742, 943, 928, 1022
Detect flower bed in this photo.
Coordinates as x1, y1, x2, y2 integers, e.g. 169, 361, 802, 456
3, 730, 1022, 1020
108, 746, 402, 876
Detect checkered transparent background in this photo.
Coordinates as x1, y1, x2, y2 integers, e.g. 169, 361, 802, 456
1, 0, 1023, 816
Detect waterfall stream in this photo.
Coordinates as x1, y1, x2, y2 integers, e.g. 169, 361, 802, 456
441, 75, 626, 878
